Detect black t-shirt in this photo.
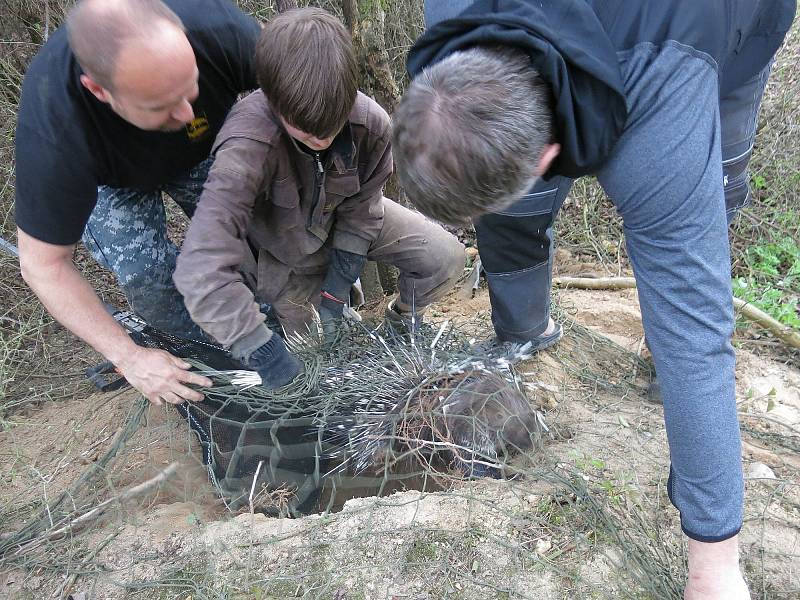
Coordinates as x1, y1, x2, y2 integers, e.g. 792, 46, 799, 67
14, 0, 260, 245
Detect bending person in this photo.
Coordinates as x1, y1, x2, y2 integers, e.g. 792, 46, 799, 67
392, 1, 795, 598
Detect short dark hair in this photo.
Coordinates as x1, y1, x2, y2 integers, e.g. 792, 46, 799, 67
256, 7, 358, 139
67, 0, 185, 91
393, 47, 553, 224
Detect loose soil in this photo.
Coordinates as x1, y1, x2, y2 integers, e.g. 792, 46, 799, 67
0, 263, 797, 599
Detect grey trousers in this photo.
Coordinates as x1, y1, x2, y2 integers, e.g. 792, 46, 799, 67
481, 46, 769, 542
425, 0, 773, 544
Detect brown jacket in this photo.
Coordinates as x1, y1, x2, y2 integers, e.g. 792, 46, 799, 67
174, 90, 392, 347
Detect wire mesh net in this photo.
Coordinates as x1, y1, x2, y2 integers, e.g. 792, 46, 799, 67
1, 2, 798, 596
1, 306, 798, 599
125, 314, 547, 517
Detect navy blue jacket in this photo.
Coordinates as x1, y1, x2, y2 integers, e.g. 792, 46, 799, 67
408, 0, 795, 178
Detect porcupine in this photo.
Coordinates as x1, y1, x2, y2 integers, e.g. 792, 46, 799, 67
316, 331, 544, 481
114, 310, 545, 511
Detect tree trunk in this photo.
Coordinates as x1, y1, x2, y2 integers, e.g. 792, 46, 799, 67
341, 0, 402, 302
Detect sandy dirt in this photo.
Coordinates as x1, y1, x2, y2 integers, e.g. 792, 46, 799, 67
0, 277, 797, 599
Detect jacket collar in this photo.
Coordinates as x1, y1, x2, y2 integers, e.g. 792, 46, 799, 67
284, 121, 356, 174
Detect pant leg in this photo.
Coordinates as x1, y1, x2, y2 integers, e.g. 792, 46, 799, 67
720, 62, 773, 223
423, 0, 576, 341
161, 157, 214, 218
474, 177, 573, 342
365, 198, 464, 309
268, 271, 326, 338
597, 42, 740, 542
82, 186, 205, 339
252, 247, 324, 338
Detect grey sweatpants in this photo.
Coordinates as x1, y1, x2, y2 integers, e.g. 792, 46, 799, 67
426, 4, 773, 541
480, 46, 771, 543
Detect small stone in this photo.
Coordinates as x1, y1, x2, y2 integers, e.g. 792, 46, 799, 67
465, 247, 479, 260
539, 394, 559, 411
747, 462, 777, 480
535, 539, 552, 556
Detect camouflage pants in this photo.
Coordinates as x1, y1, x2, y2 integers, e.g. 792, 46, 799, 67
82, 158, 213, 339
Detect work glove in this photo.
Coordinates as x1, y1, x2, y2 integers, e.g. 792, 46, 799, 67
245, 334, 303, 389
319, 292, 346, 346
319, 248, 366, 346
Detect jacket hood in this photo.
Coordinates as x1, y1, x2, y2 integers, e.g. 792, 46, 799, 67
407, 0, 628, 178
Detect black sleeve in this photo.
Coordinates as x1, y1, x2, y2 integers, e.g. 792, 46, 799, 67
14, 124, 99, 245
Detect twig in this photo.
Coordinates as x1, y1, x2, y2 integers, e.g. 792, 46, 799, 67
554, 276, 637, 290
731, 298, 800, 350
59, 531, 118, 599
14, 462, 178, 554
552, 276, 800, 350
739, 411, 800, 437
245, 459, 264, 588
249, 460, 264, 513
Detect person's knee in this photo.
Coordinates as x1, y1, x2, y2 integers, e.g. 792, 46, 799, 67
122, 274, 203, 338
114, 243, 178, 288
424, 230, 465, 289
443, 234, 466, 282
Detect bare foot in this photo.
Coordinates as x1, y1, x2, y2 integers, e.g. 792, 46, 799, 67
684, 536, 750, 600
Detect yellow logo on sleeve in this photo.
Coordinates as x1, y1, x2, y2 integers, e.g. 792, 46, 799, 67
186, 114, 210, 141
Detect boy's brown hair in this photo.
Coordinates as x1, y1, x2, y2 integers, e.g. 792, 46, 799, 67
256, 7, 357, 139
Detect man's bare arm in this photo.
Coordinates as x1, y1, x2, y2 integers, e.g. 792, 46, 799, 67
17, 228, 211, 404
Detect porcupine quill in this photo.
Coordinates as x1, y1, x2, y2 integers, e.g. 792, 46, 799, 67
309, 322, 545, 479
127, 309, 546, 487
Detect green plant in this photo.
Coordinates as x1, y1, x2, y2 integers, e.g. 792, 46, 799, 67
732, 235, 800, 329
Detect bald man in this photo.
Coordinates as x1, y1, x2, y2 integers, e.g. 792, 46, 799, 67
14, 0, 261, 405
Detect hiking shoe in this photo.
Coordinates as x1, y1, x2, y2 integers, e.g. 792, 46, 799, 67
384, 297, 425, 337
472, 322, 563, 364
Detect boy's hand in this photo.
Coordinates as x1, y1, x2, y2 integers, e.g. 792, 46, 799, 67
319, 292, 346, 346
245, 335, 303, 389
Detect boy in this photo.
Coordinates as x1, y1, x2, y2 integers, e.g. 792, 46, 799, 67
174, 7, 464, 389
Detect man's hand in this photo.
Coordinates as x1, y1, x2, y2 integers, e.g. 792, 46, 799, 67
684, 536, 749, 600
18, 228, 212, 405
116, 346, 212, 405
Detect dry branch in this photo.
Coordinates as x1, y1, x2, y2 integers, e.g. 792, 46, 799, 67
554, 276, 637, 290
552, 276, 800, 349
10, 462, 178, 557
